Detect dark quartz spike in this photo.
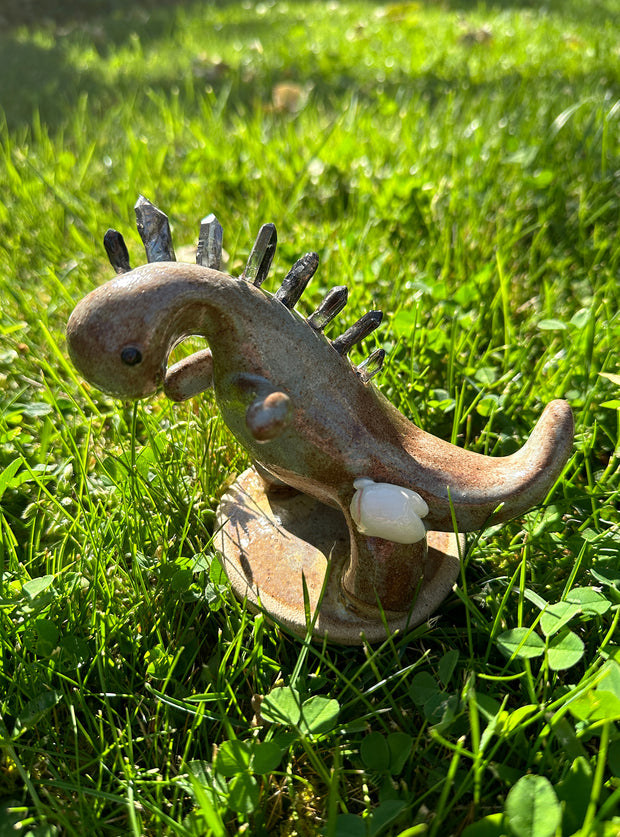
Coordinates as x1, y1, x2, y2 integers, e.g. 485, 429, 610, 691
357, 348, 386, 383
275, 252, 319, 309
332, 310, 383, 355
134, 195, 176, 263
307, 285, 348, 331
196, 213, 223, 270
242, 223, 277, 286
103, 228, 131, 274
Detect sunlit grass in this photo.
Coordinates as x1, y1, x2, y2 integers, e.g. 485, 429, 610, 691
1, 1, 620, 834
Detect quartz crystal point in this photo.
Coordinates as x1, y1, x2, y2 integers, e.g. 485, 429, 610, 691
196, 213, 223, 270
332, 310, 383, 355
134, 195, 176, 263
243, 223, 277, 287
307, 286, 349, 331
103, 229, 131, 274
357, 348, 386, 383
275, 252, 319, 309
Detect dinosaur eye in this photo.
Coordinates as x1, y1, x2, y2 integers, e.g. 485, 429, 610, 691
120, 346, 142, 366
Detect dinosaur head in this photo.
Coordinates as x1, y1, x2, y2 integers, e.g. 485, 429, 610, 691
66, 262, 232, 400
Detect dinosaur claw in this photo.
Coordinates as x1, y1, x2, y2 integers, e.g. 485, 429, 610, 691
196, 213, 223, 270
163, 348, 214, 401
134, 195, 176, 263
275, 252, 319, 308
103, 229, 131, 274
243, 223, 277, 287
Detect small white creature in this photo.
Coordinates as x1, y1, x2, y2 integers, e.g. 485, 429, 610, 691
350, 478, 429, 544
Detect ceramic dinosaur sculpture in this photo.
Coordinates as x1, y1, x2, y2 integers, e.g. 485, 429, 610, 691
66, 197, 574, 643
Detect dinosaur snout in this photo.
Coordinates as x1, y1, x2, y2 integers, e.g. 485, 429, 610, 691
66, 295, 162, 400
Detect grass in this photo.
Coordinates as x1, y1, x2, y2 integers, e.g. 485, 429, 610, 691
1, 0, 620, 834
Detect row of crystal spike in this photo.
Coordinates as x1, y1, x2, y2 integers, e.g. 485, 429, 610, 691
103, 196, 386, 383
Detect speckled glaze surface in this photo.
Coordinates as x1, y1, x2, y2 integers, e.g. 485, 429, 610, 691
66, 198, 575, 643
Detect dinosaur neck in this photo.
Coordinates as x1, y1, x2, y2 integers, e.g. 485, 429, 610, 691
133, 262, 250, 350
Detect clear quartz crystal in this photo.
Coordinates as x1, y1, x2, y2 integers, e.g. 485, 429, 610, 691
134, 195, 176, 263
196, 213, 223, 270
242, 223, 277, 286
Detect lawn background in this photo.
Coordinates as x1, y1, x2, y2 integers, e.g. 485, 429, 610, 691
1, 1, 620, 835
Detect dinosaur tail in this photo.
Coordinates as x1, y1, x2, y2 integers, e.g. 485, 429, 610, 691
386, 399, 575, 532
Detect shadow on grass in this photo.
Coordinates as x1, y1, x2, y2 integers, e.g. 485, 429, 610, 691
0, 0, 618, 135
1, 0, 186, 30
3, 0, 619, 29
0, 1, 183, 132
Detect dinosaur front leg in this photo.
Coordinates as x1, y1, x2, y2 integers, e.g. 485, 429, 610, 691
164, 348, 214, 401
246, 390, 292, 441
225, 372, 293, 442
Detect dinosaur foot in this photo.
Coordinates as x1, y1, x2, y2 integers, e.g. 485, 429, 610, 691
215, 468, 463, 645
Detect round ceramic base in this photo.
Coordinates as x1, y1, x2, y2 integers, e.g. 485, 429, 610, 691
215, 468, 464, 645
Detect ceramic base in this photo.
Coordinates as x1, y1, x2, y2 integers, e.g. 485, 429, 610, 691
215, 468, 463, 645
